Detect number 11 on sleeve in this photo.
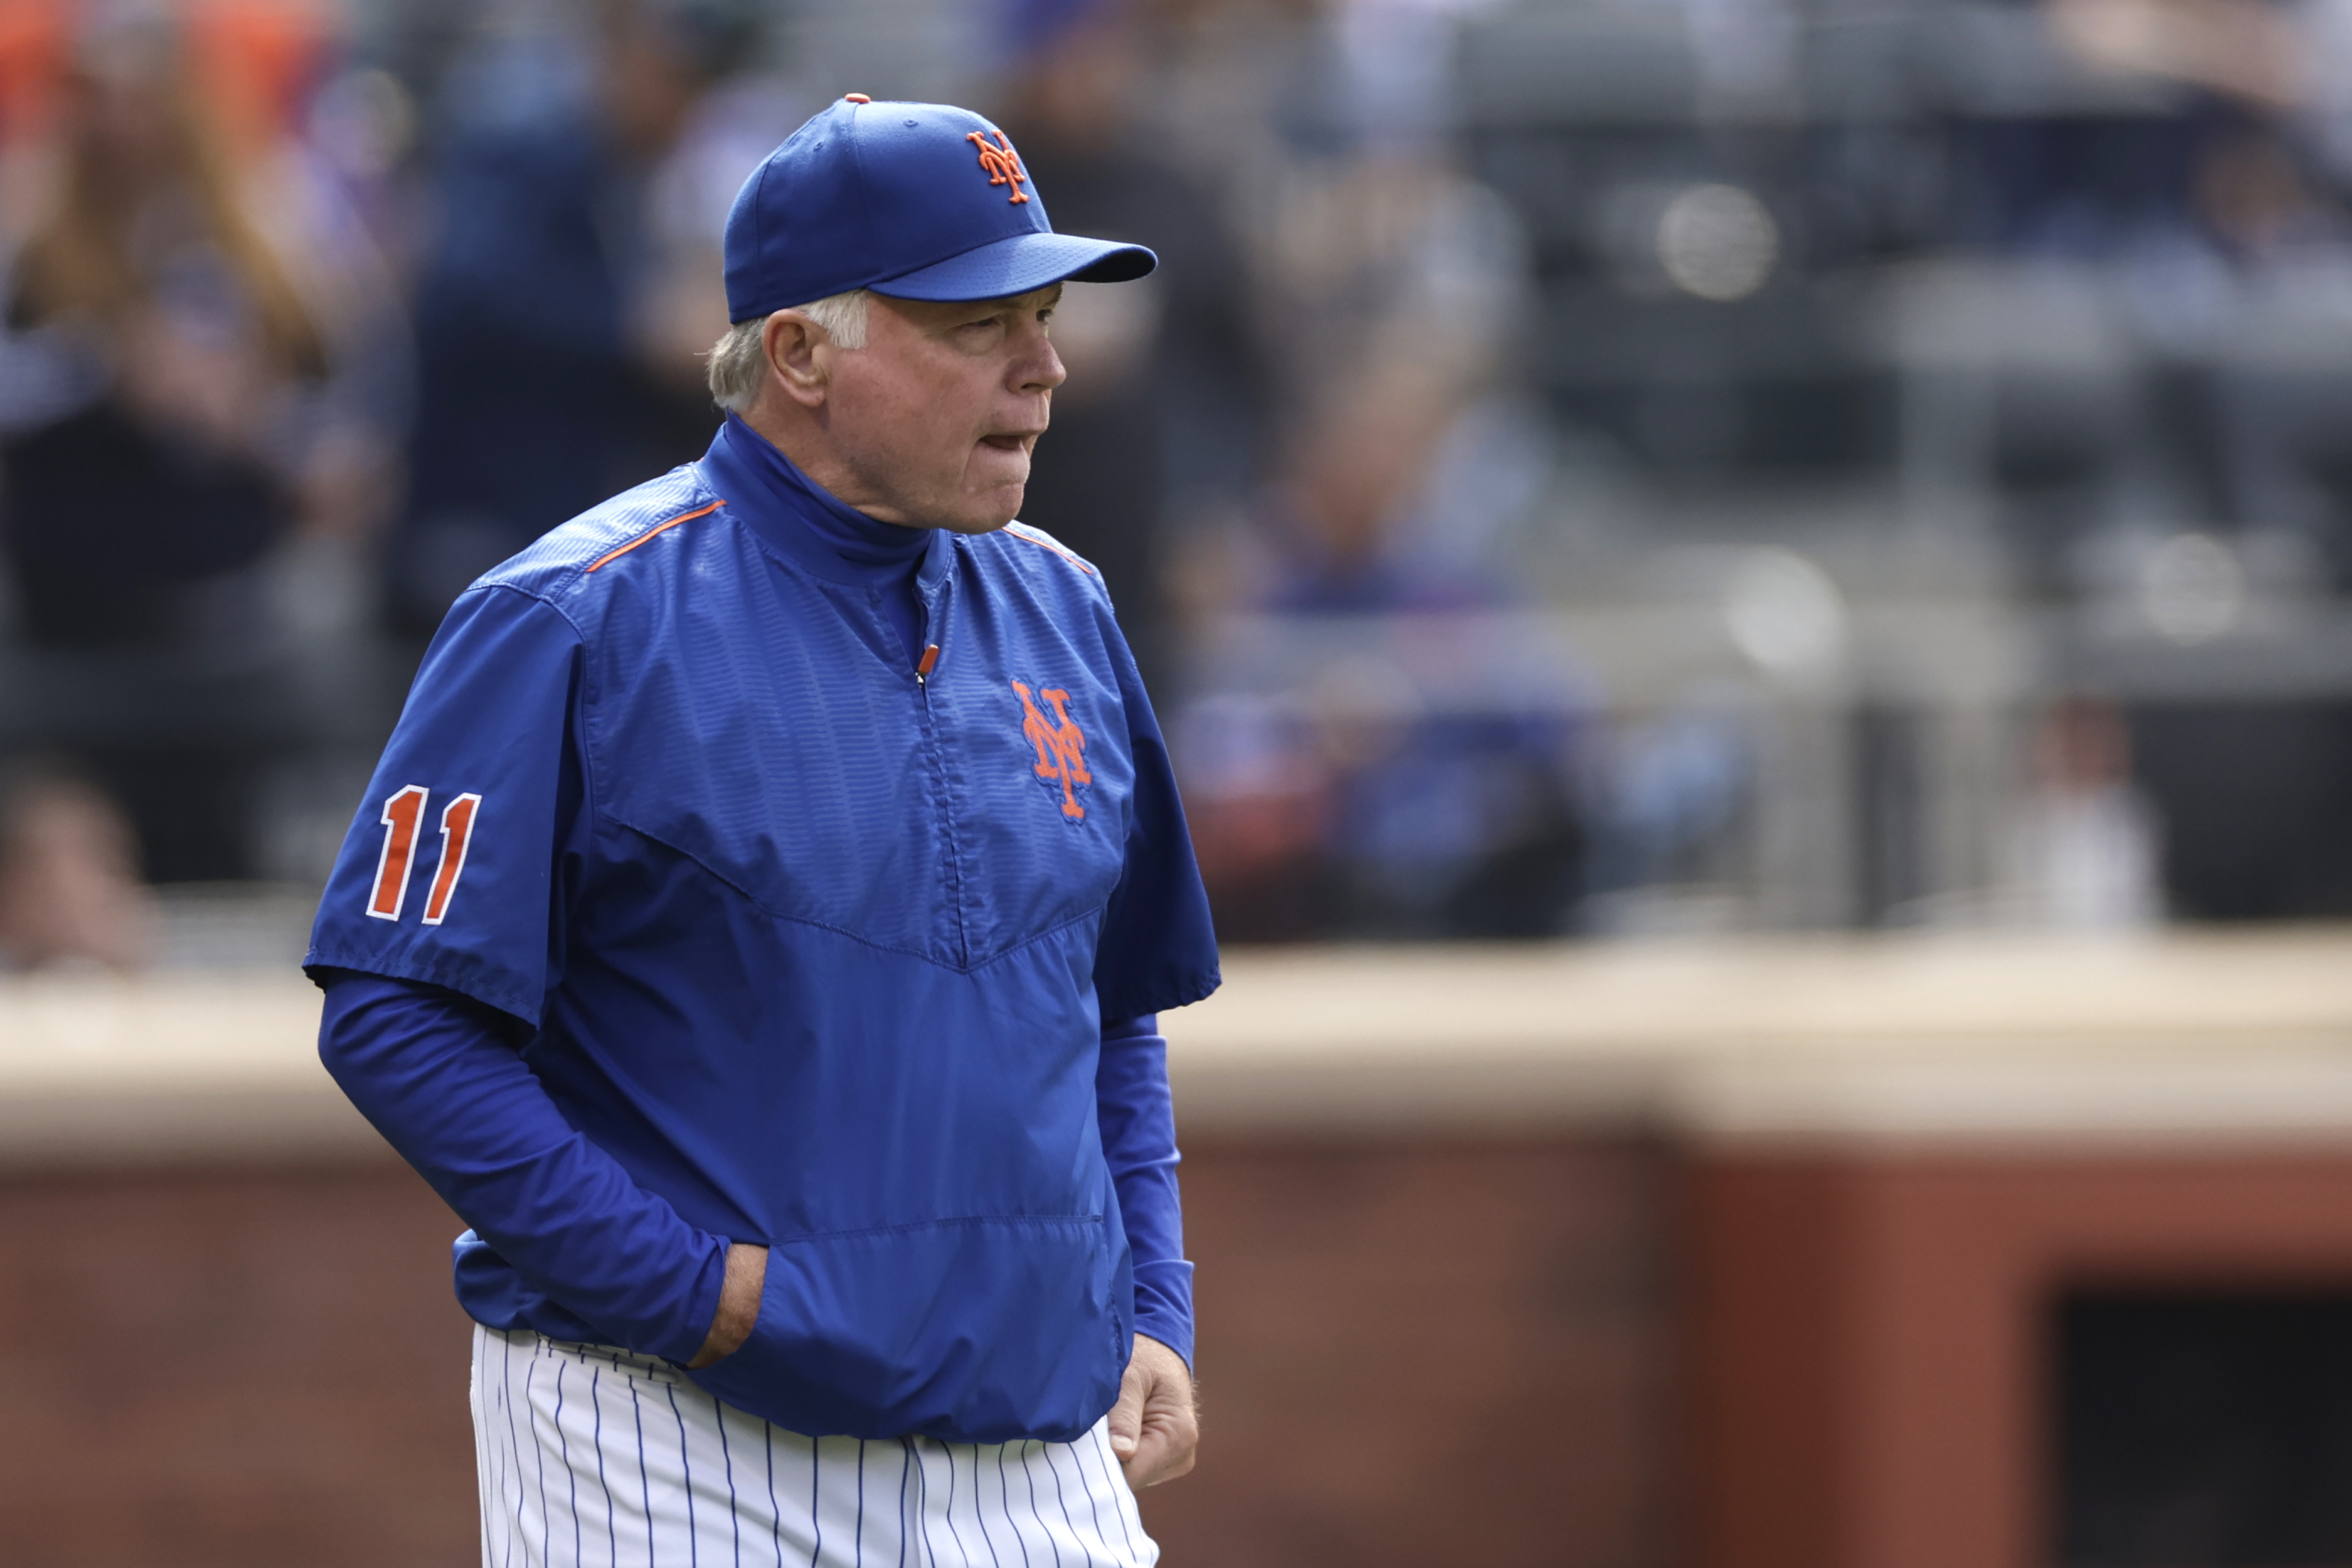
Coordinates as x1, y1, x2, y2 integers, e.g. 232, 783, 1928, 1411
366, 786, 482, 925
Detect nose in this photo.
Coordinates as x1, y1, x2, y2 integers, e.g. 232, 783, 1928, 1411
1014, 319, 1067, 395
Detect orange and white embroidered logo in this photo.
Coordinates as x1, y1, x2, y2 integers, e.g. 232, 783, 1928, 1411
1012, 680, 1090, 820
966, 129, 1030, 204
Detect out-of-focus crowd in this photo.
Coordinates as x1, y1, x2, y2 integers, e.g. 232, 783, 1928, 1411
0, 0, 1583, 968
12, 0, 2352, 969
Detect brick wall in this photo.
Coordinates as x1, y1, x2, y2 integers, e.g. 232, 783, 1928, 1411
1146, 1137, 1676, 1568
0, 1163, 477, 1565
0, 1138, 1676, 1567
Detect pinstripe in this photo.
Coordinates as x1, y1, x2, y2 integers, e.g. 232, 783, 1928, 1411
1067, 1437, 1105, 1562
590, 1366, 618, 1568
963, 1444, 1001, 1568
1105, 1436, 1147, 1564
473, 1330, 496, 1568
1059, 1439, 1106, 1558
769, 1423, 785, 1568
923, 1439, 961, 1568
945, 1445, 979, 1568
917, 1443, 932, 1568
487, 1335, 504, 1568
1079, 1431, 1138, 1563
664, 1384, 700, 1566
553, 1358, 582, 1568
470, 1333, 1153, 1567
1116, 1449, 1149, 1562
526, 1344, 554, 1564
994, 1448, 1030, 1568
896, 1439, 912, 1568
486, 1334, 504, 1567
959, 1444, 979, 1568
1020, 1443, 1062, 1568
807, 1437, 823, 1568
965, 1446, 990, 1568
501, 1333, 526, 1568
1085, 1439, 1130, 1564
908, 1441, 927, 1568
926, 1438, 942, 1567
1073, 1436, 1110, 1560
627, 1362, 652, 1568
967, 1444, 1005, 1568
1044, 1448, 1087, 1568
912, 1440, 940, 1568
714, 1396, 742, 1568
1040, 1441, 1083, 1565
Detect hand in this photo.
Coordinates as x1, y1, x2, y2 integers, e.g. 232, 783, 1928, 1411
686, 1241, 768, 1369
1107, 1333, 1197, 1488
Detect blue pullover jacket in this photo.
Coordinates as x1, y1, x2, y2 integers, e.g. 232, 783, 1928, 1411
306, 417, 1220, 1443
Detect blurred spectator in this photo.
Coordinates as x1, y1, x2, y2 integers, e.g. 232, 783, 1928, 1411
1148, 0, 1584, 941
995, 0, 1266, 688
0, 2, 406, 881
1180, 361, 1588, 941
385, 0, 782, 639
1175, 689, 1342, 941
0, 759, 154, 970
1586, 694, 1755, 925
2006, 695, 2164, 928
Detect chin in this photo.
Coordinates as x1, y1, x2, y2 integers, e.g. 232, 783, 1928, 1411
935, 484, 1024, 536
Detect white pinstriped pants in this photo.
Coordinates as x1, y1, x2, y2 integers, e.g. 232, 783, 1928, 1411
471, 1324, 1159, 1567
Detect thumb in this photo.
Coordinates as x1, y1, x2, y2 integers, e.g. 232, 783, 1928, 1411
1107, 1365, 1145, 1456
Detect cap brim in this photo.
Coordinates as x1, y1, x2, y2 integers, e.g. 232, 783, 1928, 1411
869, 231, 1156, 302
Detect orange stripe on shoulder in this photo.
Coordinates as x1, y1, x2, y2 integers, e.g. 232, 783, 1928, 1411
585, 500, 726, 573
1003, 525, 1097, 576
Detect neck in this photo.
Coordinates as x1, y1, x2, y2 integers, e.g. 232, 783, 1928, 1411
739, 400, 919, 530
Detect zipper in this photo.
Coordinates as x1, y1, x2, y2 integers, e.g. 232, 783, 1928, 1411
911, 591, 969, 965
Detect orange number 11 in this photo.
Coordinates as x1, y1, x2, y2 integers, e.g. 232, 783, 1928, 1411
367, 785, 482, 925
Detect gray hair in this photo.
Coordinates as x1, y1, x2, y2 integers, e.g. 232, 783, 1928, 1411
706, 290, 872, 412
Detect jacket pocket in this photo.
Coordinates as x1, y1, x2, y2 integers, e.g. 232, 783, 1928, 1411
685, 1215, 1126, 1444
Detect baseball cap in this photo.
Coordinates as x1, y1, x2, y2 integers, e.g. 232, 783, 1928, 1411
723, 96, 1156, 321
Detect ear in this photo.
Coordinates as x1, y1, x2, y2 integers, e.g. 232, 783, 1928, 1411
762, 310, 831, 409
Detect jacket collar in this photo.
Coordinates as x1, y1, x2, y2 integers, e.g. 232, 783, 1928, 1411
698, 415, 953, 593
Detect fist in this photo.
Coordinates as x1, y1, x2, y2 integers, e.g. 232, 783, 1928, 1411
1106, 1334, 1198, 1488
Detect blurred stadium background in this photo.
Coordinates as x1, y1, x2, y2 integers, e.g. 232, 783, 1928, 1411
8, 0, 2352, 1562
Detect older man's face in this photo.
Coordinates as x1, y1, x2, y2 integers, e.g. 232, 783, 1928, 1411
826, 285, 1067, 534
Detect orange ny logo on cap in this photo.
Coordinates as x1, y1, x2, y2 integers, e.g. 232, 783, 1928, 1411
1012, 681, 1089, 819
966, 129, 1030, 204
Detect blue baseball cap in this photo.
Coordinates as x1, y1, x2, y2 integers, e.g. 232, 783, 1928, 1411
723, 96, 1156, 321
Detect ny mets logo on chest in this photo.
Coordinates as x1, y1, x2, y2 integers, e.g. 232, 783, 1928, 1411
966, 130, 1030, 204
1011, 680, 1090, 820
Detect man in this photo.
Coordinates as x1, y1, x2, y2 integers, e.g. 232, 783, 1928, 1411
305, 97, 1218, 1565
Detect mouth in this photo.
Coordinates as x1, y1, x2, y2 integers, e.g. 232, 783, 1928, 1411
978, 430, 1041, 454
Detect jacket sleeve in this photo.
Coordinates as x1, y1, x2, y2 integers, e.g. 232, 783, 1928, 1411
1097, 1013, 1193, 1369
304, 584, 587, 1024
1088, 600, 1213, 1370
1092, 624, 1220, 1023
316, 968, 728, 1364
